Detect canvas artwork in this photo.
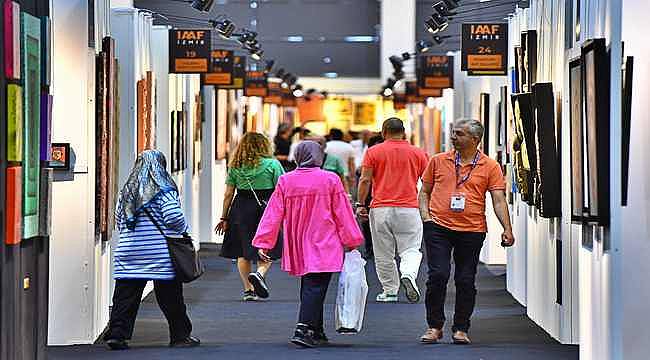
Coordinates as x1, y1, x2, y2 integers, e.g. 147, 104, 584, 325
22, 13, 42, 239
621, 55, 633, 206
479, 93, 490, 155
354, 102, 376, 126
582, 38, 610, 225
511, 93, 536, 205
3, 0, 21, 80
145, 71, 155, 150
50, 143, 70, 170
96, 50, 109, 239
569, 58, 584, 221
193, 92, 203, 174
216, 89, 228, 160
7, 84, 23, 162
40, 92, 52, 161
38, 168, 52, 237
5, 166, 22, 245
171, 111, 179, 172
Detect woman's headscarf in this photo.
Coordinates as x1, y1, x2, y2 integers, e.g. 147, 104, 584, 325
294, 140, 324, 168
117, 150, 178, 230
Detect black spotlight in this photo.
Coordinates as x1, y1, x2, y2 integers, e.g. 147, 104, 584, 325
264, 59, 275, 73
210, 19, 235, 39
401, 52, 412, 61
249, 48, 264, 61
432, 35, 445, 45
417, 40, 433, 53
192, 0, 215, 12
275, 68, 286, 78
389, 55, 404, 80
442, 0, 459, 9
425, 13, 449, 34
433, 1, 455, 16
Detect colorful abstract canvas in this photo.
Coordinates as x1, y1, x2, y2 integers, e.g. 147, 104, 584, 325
7, 84, 23, 162
40, 92, 52, 161
3, 0, 20, 79
5, 166, 22, 245
21, 12, 42, 239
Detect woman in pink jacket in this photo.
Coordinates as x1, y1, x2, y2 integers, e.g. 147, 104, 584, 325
252, 141, 363, 348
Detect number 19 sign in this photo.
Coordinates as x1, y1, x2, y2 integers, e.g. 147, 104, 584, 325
461, 23, 508, 76
169, 29, 211, 73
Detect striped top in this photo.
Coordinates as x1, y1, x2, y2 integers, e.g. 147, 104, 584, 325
114, 190, 188, 280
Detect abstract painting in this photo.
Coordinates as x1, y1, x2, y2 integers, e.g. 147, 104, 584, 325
5, 166, 22, 245
7, 84, 23, 162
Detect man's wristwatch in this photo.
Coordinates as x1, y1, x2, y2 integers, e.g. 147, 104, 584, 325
354, 202, 366, 209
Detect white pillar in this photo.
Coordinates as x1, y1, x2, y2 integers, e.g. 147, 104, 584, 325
380, 0, 416, 82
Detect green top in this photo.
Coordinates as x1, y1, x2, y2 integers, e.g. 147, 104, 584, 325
322, 154, 346, 177
226, 157, 285, 190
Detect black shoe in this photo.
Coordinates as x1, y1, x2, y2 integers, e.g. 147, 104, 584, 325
248, 272, 270, 299
290, 324, 317, 348
169, 336, 201, 348
313, 330, 329, 346
106, 338, 129, 350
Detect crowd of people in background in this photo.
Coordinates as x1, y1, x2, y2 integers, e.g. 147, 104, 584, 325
105, 117, 515, 350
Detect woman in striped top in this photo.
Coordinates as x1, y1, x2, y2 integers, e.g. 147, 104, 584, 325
104, 150, 199, 350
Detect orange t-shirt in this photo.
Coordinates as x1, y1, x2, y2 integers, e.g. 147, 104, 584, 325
422, 150, 505, 232
362, 139, 429, 208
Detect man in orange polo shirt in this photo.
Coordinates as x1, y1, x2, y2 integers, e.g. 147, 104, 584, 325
418, 118, 514, 345
357, 118, 429, 303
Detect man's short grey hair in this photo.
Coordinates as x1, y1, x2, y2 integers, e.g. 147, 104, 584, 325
453, 118, 484, 141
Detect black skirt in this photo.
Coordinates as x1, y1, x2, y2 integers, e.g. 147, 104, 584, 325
220, 189, 282, 261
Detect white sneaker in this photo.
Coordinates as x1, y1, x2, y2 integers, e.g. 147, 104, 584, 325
375, 292, 399, 302
400, 276, 420, 303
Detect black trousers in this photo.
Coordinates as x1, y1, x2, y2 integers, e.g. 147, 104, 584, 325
298, 273, 333, 331
105, 279, 192, 342
423, 222, 485, 332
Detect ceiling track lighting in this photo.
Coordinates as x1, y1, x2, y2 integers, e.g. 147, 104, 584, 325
416, 40, 433, 53
433, 1, 456, 17
191, 0, 215, 12
210, 19, 236, 39
425, 13, 449, 34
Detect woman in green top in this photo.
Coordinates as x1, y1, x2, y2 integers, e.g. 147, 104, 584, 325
215, 132, 284, 301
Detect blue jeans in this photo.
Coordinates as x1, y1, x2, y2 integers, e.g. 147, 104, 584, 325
298, 272, 333, 331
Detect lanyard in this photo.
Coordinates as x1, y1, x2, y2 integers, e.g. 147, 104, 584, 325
455, 151, 480, 188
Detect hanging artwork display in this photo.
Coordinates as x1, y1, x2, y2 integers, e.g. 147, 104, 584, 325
353, 102, 376, 126
5, 166, 22, 245
21, 13, 42, 239
479, 93, 490, 155
3, 0, 21, 79
7, 84, 23, 162
193, 92, 203, 174
40, 92, 52, 161
171, 111, 179, 172
520, 30, 538, 92
50, 143, 70, 170
215, 89, 228, 160
569, 58, 585, 222
581, 38, 610, 225
180, 105, 187, 170
532, 82, 561, 218
511, 93, 536, 206
512, 47, 521, 93
38, 168, 52, 237
41, 16, 51, 86
621, 55, 633, 207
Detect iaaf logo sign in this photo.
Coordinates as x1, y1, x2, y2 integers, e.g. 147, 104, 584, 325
469, 24, 503, 40
176, 30, 207, 45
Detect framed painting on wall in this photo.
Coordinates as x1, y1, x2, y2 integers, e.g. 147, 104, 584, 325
21, 13, 42, 239
193, 92, 202, 174
569, 57, 586, 222
581, 38, 610, 225
5, 166, 22, 245
7, 83, 23, 162
621, 55, 633, 207
50, 143, 70, 170
170, 111, 179, 172
479, 93, 490, 155
215, 89, 228, 160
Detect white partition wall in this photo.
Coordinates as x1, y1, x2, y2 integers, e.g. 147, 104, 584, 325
48, 0, 112, 345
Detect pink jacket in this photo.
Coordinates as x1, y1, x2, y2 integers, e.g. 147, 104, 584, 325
252, 168, 364, 276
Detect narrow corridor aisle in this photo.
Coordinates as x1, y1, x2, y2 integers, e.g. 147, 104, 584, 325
48, 246, 578, 360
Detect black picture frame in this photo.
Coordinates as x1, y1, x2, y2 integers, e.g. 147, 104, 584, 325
569, 57, 585, 222
581, 38, 610, 226
480, 93, 490, 155
621, 55, 633, 206
50, 143, 71, 171
171, 111, 178, 173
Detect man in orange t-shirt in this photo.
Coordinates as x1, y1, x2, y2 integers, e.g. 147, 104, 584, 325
418, 119, 514, 345
357, 118, 429, 303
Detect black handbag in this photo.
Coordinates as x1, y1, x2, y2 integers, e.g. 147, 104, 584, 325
144, 209, 204, 283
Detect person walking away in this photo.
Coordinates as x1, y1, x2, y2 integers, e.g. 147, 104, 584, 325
216, 132, 284, 301
288, 126, 311, 163
356, 118, 428, 303
418, 118, 514, 345
105, 150, 199, 350
326, 128, 356, 191
306, 135, 348, 192
355, 134, 383, 259
252, 141, 363, 348
274, 123, 295, 172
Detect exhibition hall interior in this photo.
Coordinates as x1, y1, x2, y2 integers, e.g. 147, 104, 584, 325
0, 0, 647, 359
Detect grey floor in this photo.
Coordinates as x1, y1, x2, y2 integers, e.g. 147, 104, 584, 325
48, 245, 578, 359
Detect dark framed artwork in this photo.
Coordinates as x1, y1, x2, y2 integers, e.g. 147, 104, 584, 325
621, 55, 633, 206
581, 38, 610, 225
193, 92, 202, 174
479, 93, 490, 155
511, 93, 536, 206
170, 111, 179, 172
519, 35, 528, 92
513, 47, 521, 93
180, 105, 187, 170
532, 82, 561, 218
50, 143, 70, 170
569, 58, 586, 222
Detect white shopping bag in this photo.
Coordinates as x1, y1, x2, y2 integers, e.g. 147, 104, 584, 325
335, 250, 368, 334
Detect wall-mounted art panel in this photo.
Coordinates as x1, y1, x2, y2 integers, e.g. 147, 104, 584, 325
569, 58, 585, 222
621, 55, 633, 207
511, 93, 536, 206
193, 92, 202, 174
532, 82, 561, 218
479, 93, 490, 155
39, 92, 52, 161
5, 166, 22, 245
581, 38, 610, 225
21, 12, 41, 239
3, 0, 21, 79
215, 90, 228, 161
50, 143, 70, 170
7, 83, 23, 162
171, 111, 179, 172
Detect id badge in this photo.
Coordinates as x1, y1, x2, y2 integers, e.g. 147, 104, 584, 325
450, 193, 466, 212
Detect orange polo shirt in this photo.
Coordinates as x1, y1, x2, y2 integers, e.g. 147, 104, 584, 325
422, 150, 505, 232
362, 139, 429, 208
